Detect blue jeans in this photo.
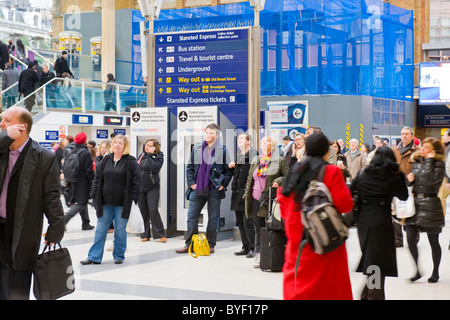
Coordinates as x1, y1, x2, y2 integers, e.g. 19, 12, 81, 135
186, 189, 222, 248
88, 206, 127, 263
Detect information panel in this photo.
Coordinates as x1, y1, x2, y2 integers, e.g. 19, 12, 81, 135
419, 61, 450, 105
154, 28, 249, 110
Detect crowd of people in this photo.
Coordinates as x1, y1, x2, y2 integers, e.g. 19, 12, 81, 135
171, 123, 449, 301
279, 126, 448, 300
61, 123, 446, 301
1, 46, 120, 112
0, 106, 448, 300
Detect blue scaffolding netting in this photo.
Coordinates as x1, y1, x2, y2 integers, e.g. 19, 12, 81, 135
155, 0, 414, 101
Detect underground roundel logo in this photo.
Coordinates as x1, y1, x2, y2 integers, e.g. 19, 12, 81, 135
132, 111, 141, 122
179, 111, 188, 122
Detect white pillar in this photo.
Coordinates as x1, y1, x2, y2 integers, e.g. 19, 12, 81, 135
101, 0, 115, 83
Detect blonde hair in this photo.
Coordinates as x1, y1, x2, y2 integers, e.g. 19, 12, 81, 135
261, 136, 278, 151
110, 135, 130, 155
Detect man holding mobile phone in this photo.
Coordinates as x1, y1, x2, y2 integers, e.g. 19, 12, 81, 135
0, 107, 64, 300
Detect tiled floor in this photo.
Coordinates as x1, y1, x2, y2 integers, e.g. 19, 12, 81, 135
53, 200, 450, 300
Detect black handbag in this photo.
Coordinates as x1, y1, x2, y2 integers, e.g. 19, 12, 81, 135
33, 243, 75, 300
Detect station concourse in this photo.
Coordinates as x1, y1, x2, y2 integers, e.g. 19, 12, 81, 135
57, 199, 450, 301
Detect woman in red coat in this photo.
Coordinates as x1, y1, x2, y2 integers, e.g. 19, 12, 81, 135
278, 133, 354, 300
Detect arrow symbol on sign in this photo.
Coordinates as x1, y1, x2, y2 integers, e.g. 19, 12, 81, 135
158, 68, 163, 73
159, 37, 164, 42
158, 88, 164, 94
158, 57, 163, 63
158, 48, 163, 53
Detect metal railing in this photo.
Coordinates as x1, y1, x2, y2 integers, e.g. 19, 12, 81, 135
9, 77, 148, 115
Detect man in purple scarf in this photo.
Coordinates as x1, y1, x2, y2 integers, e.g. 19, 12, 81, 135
176, 123, 232, 254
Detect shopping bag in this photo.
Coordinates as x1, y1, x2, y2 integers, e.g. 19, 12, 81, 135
126, 202, 144, 234
33, 243, 75, 300
393, 186, 415, 219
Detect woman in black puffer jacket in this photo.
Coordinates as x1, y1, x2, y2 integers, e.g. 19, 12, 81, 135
137, 139, 166, 242
405, 137, 445, 283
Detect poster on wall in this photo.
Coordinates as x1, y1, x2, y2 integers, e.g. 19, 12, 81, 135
267, 100, 309, 145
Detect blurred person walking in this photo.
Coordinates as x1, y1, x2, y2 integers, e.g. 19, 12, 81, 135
278, 133, 353, 300
63, 132, 95, 231
350, 146, 408, 299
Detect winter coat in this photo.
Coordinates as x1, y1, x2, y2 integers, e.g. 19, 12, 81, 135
185, 142, 232, 199
0, 131, 64, 270
405, 152, 445, 231
392, 142, 418, 175
91, 153, 142, 219
0, 41, 8, 70
2, 67, 19, 96
350, 169, 408, 277
40, 71, 55, 87
69, 144, 94, 205
277, 164, 354, 300
54, 56, 73, 77
139, 151, 164, 191
18, 66, 38, 96
344, 149, 367, 181
104, 80, 116, 103
230, 148, 257, 212
244, 152, 288, 218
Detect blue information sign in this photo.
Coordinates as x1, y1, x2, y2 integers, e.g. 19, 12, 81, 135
45, 131, 59, 141
97, 129, 109, 139
154, 29, 249, 109
114, 129, 127, 136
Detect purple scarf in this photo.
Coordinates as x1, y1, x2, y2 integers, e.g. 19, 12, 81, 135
196, 140, 217, 195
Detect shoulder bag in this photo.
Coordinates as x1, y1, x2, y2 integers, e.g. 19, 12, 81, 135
33, 243, 75, 300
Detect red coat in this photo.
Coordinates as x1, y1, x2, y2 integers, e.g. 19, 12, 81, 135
277, 165, 354, 300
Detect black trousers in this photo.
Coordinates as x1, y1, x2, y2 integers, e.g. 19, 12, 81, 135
64, 203, 91, 228
252, 198, 266, 253
0, 223, 32, 300
234, 210, 255, 252
138, 188, 165, 239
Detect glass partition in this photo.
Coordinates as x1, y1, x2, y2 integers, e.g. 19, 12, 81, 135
9, 78, 147, 115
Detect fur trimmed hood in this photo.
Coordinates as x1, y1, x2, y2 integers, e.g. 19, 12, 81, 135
411, 150, 445, 162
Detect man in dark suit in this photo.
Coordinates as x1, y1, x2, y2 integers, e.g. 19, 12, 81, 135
18, 62, 39, 112
0, 107, 64, 300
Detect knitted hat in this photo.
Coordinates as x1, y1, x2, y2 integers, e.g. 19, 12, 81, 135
305, 133, 330, 157
74, 132, 87, 145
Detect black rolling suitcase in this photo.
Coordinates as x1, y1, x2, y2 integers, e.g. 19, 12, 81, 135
260, 187, 287, 272
260, 227, 286, 272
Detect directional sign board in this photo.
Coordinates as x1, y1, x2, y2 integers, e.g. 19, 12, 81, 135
154, 28, 249, 127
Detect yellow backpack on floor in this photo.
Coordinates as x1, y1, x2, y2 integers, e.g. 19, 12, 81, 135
188, 234, 210, 258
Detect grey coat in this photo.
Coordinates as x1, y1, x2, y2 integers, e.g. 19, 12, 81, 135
2, 67, 19, 96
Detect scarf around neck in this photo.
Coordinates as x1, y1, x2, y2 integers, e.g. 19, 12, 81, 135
257, 153, 272, 177
398, 140, 414, 155
196, 140, 218, 195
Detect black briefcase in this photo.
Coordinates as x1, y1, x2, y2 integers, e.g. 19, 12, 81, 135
33, 243, 75, 300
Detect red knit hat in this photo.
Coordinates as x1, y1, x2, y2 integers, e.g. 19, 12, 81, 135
74, 132, 87, 144
413, 137, 419, 146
